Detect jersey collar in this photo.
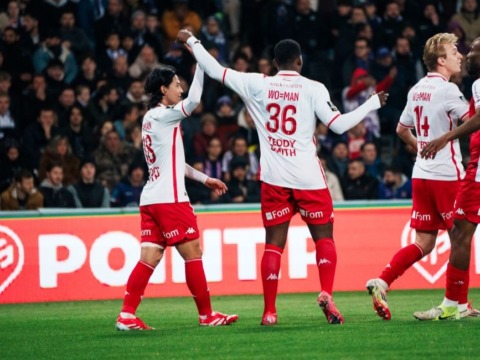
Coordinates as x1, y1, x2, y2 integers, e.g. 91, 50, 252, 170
276, 70, 300, 76
426, 72, 447, 82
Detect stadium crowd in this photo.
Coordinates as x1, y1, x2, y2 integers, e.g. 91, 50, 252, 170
0, 0, 478, 210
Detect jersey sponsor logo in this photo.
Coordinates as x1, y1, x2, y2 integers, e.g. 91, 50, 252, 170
456, 208, 465, 216
265, 207, 290, 221
140, 229, 152, 237
327, 101, 338, 112
162, 229, 179, 239
0, 225, 25, 295
142, 121, 151, 131
411, 210, 431, 221
185, 227, 196, 235
441, 211, 453, 220
299, 208, 324, 219
267, 136, 297, 157
267, 89, 299, 101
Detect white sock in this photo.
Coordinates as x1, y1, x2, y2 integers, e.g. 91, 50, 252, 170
442, 297, 458, 307
120, 312, 136, 319
377, 278, 388, 290
458, 303, 468, 312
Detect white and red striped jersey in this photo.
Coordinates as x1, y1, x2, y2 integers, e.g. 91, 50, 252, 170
399, 72, 469, 180
140, 67, 204, 205
466, 79, 480, 182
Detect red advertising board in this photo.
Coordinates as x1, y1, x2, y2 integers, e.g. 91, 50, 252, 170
0, 205, 479, 304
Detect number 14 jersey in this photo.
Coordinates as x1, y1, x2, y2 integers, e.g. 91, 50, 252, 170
399, 72, 469, 180
223, 69, 342, 189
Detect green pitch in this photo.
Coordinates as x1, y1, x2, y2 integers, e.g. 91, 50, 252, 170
2, 289, 480, 359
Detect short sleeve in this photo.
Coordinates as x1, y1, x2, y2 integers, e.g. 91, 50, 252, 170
398, 103, 414, 128
444, 83, 469, 121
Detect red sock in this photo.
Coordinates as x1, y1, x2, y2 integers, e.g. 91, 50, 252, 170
379, 244, 423, 286
185, 258, 212, 316
315, 238, 337, 295
458, 269, 470, 305
445, 263, 468, 302
121, 260, 154, 314
261, 244, 283, 314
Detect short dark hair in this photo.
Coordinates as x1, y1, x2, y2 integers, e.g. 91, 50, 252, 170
274, 39, 301, 67
15, 169, 34, 183
46, 162, 63, 173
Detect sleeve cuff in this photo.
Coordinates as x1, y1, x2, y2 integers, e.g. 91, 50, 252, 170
186, 36, 200, 47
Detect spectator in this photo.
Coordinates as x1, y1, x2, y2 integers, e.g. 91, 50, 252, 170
67, 158, 110, 208
257, 56, 275, 76
94, 0, 129, 53
327, 141, 349, 179
319, 154, 344, 202
342, 37, 373, 87
38, 135, 81, 186
74, 55, 103, 94
161, 0, 202, 45
342, 66, 395, 138
114, 104, 140, 141
222, 136, 259, 182
378, 166, 412, 200
0, 0, 21, 31
61, 105, 95, 160
199, 15, 228, 63
193, 112, 223, 158
215, 95, 238, 144
315, 121, 337, 157
86, 84, 121, 129
0, 138, 25, 193
55, 86, 76, 128
94, 129, 142, 190
97, 31, 128, 76
342, 121, 377, 160
236, 106, 259, 151
1, 26, 33, 85
43, 59, 68, 100
450, 0, 480, 46
128, 45, 161, 79
33, 28, 78, 84
341, 158, 379, 200
110, 162, 145, 207
162, 42, 192, 82
223, 156, 260, 203
124, 79, 148, 106
19, 11, 40, 55
39, 162, 76, 208
416, 3, 445, 46
360, 141, 385, 181
0, 91, 16, 140
59, 10, 92, 59
202, 137, 223, 180
378, 1, 405, 49
19, 74, 49, 129
107, 55, 132, 94
0, 168, 43, 210
22, 106, 59, 172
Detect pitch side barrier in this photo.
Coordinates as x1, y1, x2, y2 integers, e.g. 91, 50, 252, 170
1, 201, 479, 304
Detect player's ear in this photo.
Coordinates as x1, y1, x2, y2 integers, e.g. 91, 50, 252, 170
272, 58, 278, 70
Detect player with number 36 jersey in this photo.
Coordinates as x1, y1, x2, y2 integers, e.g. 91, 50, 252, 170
177, 30, 388, 326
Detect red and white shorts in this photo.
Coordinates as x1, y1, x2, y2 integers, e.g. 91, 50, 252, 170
261, 182, 334, 227
411, 179, 459, 231
139, 202, 199, 248
454, 180, 480, 224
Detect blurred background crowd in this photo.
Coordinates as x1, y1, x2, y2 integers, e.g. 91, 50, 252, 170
0, 0, 477, 210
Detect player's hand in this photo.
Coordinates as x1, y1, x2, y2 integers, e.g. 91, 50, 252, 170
177, 29, 193, 44
420, 135, 448, 159
204, 178, 228, 196
373, 91, 388, 107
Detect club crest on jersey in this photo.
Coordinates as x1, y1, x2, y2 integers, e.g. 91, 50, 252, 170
327, 101, 338, 112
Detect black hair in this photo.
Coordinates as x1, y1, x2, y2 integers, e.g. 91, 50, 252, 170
15, 169, 33, 183
274, 39, 301, 67
144, 65, 176, 109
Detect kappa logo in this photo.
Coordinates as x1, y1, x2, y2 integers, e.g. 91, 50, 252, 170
401, 221, 450, 284
266, 273, 278, 280
456, 208, 465, 216
186, 227, 196, 235
318, 258, 331, 265
0, 225, 25, 295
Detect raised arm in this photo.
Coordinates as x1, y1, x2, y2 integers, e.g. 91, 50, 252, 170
180, 65, 204, 116
327, 93, 387, 134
